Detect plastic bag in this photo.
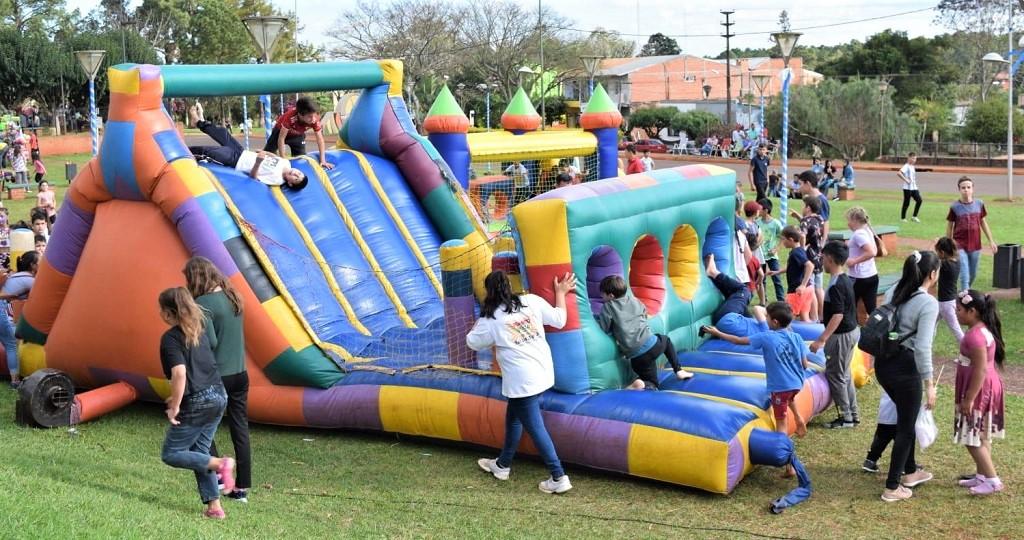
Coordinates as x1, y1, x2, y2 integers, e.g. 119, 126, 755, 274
916, 406, 938, 449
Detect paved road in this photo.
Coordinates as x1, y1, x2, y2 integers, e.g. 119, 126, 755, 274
653, 158, 1015, 198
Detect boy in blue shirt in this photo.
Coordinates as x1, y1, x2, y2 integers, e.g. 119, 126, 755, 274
707, 302, 811, 452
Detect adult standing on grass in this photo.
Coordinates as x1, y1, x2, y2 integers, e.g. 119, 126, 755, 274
469, 270, 576, 494
876, 251, 939, 503
157, 287, 235, 519
946, 176, 997, 290
898, 153, 922, 223
748, 144, 770, 201
844, 207, 878, 319
184, 257, 251, 504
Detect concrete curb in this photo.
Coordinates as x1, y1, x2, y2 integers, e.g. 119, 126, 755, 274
639, 152, 1024, 176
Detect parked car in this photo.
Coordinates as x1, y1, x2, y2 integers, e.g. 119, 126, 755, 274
618, 139, 669, 153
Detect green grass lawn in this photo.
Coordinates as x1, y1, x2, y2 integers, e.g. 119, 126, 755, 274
0, 382, 1020, 538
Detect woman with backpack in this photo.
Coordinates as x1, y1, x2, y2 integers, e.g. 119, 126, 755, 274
873, 251, 939, 502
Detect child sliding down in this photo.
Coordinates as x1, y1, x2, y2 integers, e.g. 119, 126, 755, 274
597, 275, 694, 390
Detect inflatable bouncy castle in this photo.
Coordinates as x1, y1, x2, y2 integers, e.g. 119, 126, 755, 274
16, 60, 841, 497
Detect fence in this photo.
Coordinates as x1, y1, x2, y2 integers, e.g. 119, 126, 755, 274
891, 141, 1024, 166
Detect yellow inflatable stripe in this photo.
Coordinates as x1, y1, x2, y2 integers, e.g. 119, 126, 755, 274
681, 367, 765, 379
268, 184, 373, 335
337, 150, 444, 297
666, 391, 771, 423
204, 169, 359, 361
512, 199, 571, 267
17, 342, 46, 378
628, 424, 730, 493
261, 296, 315, 351
379, 386, 461, 441
172, 159, 214, 197
303, 156, 416, 328
148, 377, 172, 400
107, 67, 140, 95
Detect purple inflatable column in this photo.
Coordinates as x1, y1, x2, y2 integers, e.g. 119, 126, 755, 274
440, 239, 476, 367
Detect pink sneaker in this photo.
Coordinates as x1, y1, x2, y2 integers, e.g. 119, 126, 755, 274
958, 474, 984, 488
204, 507, 226, 519
218, 457, 236, 494
969, 479, 1005, 496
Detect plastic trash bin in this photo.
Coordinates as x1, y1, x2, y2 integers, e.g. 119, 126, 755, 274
993, 244, 1020, 289
65, 162, 77, 182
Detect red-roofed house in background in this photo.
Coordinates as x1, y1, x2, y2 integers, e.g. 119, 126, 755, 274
564, 54, 823, 128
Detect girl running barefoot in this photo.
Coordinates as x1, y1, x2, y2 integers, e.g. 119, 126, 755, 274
953, 290, 1006, 496
157, 287, 235, 518
468, 271, 576, 494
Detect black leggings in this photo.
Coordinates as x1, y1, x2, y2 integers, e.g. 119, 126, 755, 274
264, 127, 307, 156
188, 121, 243, 167
873, 351, 921, 490
901, 189, 922, 219
852, 274, 879, 318
629, 334, 683, 389
209, 371, 252, 489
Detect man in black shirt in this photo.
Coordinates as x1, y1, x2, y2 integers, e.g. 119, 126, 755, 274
810, 241, 861, 429
748, 144, 771, 201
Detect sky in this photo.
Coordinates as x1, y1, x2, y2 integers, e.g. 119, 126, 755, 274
66, 0, 945, 58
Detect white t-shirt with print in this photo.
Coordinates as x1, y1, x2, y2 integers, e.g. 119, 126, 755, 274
235, 151, 290, 186
640, 156, 655, 171
733, 231, 751, 283
466, 294, 567, 398
899, 162, 917, 190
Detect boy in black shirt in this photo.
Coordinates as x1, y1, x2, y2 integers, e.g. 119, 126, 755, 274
811, 241, 860, 429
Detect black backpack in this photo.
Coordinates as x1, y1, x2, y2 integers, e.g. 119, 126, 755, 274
858, 291, 922, 359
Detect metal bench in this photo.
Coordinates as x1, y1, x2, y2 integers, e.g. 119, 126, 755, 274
828, 225, 900, 254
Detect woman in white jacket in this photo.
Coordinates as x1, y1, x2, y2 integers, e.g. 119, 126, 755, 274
468, 270, 576, 494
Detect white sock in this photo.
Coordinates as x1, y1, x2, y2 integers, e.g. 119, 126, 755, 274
985, 476, 1002, 485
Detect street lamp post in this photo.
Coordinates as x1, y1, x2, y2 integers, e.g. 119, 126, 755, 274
751, 73, 770, 142
243, 15, 289, 143
456, 82, 466, 110
580, 55, 604, 100
983, 51, 1015, 200
518, 66, 535, 90
477, 83, 497, 131
74, 50, 106, 156
878, 79, 890, 160
770, 30, 801, 217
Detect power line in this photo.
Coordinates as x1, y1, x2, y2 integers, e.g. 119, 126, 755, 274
551, 6, 936, 39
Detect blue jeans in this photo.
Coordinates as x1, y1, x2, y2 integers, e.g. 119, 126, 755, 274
161, 385, 227, 503
765, 258, 784, 301
958, 249, 982, 291
497, 393, 565, 479
0, 305, 18, 376
710, 273, 751, 324
818, 178, 837, 198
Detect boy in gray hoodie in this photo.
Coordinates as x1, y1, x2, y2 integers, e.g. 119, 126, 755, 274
598, 275, 694, 390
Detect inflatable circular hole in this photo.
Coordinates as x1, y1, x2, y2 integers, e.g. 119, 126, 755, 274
702, 216, 732, 274
668, 225, 700, 301
585, 245, 624, 316
629, 235, 666, 315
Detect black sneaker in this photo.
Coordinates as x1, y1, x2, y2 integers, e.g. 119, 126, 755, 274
826, 417, 855, 429
862, 459, 879, 473
226, 489, 248, 503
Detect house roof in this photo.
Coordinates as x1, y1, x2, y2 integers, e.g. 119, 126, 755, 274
596, 55, 729, 77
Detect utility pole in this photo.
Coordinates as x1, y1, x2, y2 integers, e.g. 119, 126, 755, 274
538, 0, 546, 130
721, 10, 735, 127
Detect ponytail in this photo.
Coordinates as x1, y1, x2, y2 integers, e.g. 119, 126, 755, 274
961, 290, 1006, 367
159, 287, 206, 348
481, 270, 523, 319
891, 250, 939, 306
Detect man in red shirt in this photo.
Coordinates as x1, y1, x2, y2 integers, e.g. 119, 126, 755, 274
264, 96, 334, 170
625, 144, 645, 175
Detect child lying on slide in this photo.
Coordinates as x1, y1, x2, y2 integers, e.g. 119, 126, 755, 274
187, 104, 308, 190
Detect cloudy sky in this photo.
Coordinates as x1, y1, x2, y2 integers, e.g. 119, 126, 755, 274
68, 0, 946, 57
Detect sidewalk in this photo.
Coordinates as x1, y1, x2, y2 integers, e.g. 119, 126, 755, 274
645, 152, 1024, 176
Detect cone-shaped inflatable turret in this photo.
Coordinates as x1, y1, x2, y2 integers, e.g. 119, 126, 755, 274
423, 85, 470, 134
580, 83, 622, 130
500, 87, 542, 133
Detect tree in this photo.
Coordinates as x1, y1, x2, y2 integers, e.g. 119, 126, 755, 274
778, 10, 791, 32
638, 33, 680, 57
176, 0, 253, 65
670, 110, 721, 138
963, 91, 1024, 143
908, 97, 952, 143
328, 0, 459, 122
628, 106, 677, 136
578, 28, 635, 58
0, 0, 64, 34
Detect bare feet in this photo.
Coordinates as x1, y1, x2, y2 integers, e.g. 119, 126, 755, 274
794, 421, 807, 438
780, 465, 796, 478
195, 100, 204, 119
704, 254, 720, 278
675, 369, 695, 380
627, 379, 646, 391
188, 105, 204, 128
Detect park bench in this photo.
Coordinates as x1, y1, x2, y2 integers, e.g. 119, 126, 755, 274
828, 225, 900, 255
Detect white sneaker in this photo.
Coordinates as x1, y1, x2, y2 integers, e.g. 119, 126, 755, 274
675, 369, 695, 380
901, 218, 908, 223
477, 458, 510, 480
538, 475, 573, 494
911, 217, 920, 223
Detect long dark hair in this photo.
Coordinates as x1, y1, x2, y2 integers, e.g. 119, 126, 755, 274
481, 270, 523, 319
158, 287, 205, 347
184, 256, 243, 315
934, 237, 958, 261
960, 289, 1006, 367
891, 250, 939, 306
